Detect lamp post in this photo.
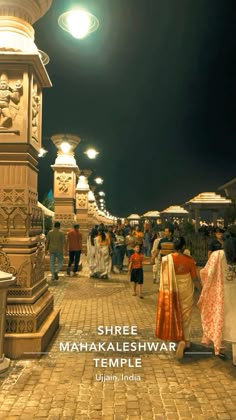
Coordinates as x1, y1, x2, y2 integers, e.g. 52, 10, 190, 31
50, 134, 80, 230
0, 0, 100, 360
75, 169, 91, 251
0, 0, 60, 360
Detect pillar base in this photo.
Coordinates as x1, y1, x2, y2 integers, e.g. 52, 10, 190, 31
4, 308, 60, 359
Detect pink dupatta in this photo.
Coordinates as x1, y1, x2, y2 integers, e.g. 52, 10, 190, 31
197, 250, 224, 355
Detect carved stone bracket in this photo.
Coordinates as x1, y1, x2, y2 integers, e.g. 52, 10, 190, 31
0, 250, 17, 275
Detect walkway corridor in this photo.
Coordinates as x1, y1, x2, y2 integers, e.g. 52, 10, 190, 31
0, 263, 236, 419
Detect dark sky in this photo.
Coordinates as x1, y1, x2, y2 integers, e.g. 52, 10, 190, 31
35, 0, 236, 217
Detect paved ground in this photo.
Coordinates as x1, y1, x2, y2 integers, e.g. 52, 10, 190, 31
0, 258, 236, 420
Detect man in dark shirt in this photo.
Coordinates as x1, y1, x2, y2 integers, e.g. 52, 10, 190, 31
208, 227, 224, 259
151, 227, 174, 262
66, 224, 82, 276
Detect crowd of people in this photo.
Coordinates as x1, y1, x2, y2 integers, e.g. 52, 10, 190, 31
45, 221, 236, 366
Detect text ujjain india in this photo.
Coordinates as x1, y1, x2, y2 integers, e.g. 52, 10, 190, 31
59, 325, 177, 367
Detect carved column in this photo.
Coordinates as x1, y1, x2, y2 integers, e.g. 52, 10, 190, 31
51, 134, 80, 231
0, 0, 60, 358
88, 189, 97, 231
75, 172, 91, 252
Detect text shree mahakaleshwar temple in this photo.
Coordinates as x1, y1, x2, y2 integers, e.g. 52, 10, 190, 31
0, 0, 235, 371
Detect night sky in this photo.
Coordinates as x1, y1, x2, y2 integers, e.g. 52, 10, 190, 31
35, 0, 236, 217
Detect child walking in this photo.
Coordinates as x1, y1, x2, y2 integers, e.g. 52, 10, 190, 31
128, 244, 145, 298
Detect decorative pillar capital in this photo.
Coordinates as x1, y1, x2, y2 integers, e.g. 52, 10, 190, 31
51, 133, 80, 169
0, 0, 53, 53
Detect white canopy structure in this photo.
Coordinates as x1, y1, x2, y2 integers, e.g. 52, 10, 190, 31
161, 205, 189, 215
142, 210, 160, 218
38, 201, 54, 217
127, 214, 140, 220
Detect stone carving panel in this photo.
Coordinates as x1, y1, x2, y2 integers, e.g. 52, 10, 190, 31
0, 250, 17, 275
55, 214, 75, 229
0, 189, 25, 203
31, 83, 40, 141
0, 209, 8, 231
0, 72, 23, 132
9, 207, 27, 230
56, 172, 72, 193
76, 193, 88, 209
28, 190, 38, 207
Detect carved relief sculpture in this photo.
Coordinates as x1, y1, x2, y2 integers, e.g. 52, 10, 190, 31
56, 172, 72, 193
0, 73, 22, 129
76, 193, 88, 209
32, 85, 40, 139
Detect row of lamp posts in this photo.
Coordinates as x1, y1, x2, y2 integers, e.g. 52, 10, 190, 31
50, 133, 116, 252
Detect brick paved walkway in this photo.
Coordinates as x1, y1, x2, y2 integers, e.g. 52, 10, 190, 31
0, 259, 236, 420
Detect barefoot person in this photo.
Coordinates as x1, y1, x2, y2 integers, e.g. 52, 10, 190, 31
156, 237, 201, 359
128, 244, 145, 299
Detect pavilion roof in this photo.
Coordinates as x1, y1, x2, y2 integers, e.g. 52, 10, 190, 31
142, 210, 160, 217
161, 205, 189, 214
218, 177, 236, 190
185, 192, 232, 205
127, 213, 141, 220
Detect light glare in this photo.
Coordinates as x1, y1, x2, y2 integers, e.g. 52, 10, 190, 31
67, 10, 90, 39
38, 147, 48, 157
58, 8, 99, 39
94, 177, 103, 185
84, 148, 99, 159
60, 141, 71, 154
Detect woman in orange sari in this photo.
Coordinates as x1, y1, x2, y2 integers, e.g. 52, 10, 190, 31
156, 237, 201, 359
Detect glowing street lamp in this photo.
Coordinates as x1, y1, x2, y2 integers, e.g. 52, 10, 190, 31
94, 177, 103, 185
60, 141, 71, 154
51, 134, 81, 166
84, 148, 99, 159
58, 7, 99, 39
98, 191, 105, 197
38, 147, 48, 157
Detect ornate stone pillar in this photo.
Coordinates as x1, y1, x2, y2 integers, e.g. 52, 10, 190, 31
51, 134, 80, 231
75, 172, 91, 252
88, 189, 97, 231
0, 271, 16, 372
0, 0, 60, 358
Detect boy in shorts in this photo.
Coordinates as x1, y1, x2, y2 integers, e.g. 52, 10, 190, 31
128, 244, 145, 298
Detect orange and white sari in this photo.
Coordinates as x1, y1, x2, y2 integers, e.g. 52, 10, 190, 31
156, 254, 194, 341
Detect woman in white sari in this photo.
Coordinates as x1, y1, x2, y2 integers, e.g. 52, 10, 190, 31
94, 227, 112, 279
198, 232, 236, 365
